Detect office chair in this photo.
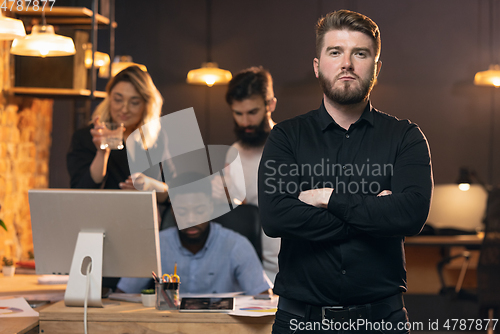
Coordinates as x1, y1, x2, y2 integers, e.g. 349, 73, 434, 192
435, 228, 479, 297
435, 186, 500, 334
212, 204, 263, 261
477, 187, 500, 334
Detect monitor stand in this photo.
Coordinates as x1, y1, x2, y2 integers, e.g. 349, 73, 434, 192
64, 231, 105, 307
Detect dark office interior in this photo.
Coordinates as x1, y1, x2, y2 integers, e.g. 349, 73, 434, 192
1, 0, 499, 333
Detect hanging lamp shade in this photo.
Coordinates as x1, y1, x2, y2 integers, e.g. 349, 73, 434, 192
0, 11, 26, 40
83, 43, 110, 69
474, 64, 500, 87
187, 62, 232, 87
10, 24, 75, 57
85, 51, 110, 68
186, 0, 231, 87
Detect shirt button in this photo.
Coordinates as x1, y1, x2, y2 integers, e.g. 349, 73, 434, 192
342, 165, 346, 170
345, 134, 350, 139
341, 270, 346, 275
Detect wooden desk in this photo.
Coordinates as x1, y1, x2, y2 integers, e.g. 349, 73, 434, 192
40, 300, 275, 334
0, 275, 67, 334
405, 234, 483, 247
0, 274, 66, 297
404, 235, 483, 294
1, 317, 39, 334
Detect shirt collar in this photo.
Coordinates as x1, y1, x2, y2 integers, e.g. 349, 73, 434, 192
318, 100, 374, 132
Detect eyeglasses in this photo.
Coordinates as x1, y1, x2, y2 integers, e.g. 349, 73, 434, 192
110, 96, 145, 110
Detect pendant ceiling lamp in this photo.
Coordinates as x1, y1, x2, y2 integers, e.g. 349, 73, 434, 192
187, 61, 232, 87
474, 64, 500, 87
187, 0, 231, 87
10, 12, 75, 57
83, 43, 110, 69
474, 0, 500, 87
0, 10, 25, 40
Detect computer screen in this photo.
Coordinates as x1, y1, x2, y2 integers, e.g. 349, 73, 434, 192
29, 189, 161, 307
427, 184, 488, 232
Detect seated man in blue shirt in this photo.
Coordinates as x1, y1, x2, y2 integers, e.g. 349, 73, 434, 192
117, 172, 272, 295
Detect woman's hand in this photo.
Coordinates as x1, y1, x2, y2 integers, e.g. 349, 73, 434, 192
119, 175, 136, 190
89, 117, 111, 184
120, 173, 169, 202
120, 173, 166, 192
89, 117, 109, 151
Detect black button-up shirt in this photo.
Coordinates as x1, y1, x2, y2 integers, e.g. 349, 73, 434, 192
258, 101, 433, 306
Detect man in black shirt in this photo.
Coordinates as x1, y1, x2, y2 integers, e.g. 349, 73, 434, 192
258, 10, 433, 334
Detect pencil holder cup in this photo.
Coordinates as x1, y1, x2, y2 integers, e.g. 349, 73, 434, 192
155, 282, 180, 310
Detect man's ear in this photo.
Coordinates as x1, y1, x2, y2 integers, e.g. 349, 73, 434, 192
376, 60, 382, 78
267, 97, 277, 113
313, 58, 319, 78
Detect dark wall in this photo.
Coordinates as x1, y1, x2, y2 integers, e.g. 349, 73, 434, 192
50, 0, 500, 187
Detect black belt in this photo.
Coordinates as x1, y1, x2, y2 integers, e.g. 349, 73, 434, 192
278, 293, 404, 322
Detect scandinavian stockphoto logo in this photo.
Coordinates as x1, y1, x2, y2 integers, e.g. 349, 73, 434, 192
262, 159, 394, 195
125, 107, 246, 230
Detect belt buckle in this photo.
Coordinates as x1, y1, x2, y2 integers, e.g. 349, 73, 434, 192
321, 305, 345, 321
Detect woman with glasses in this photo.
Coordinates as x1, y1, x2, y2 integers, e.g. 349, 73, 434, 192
67, 65, 175, 198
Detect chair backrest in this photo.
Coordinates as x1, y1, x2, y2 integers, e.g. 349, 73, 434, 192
477, 187, 500, 307
212, 204, 262, 261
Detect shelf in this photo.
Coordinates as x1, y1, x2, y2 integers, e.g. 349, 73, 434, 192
7, 87, 106, 99
12, 7, 116, 28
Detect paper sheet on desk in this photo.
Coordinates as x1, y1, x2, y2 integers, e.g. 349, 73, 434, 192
37, 275, 69, 285
0, 297, 39, 318
229, 296, 278, 317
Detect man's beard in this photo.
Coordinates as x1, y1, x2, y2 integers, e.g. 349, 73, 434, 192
178, 224, 210, 245
318, 69, 375, 105
234, 116, 271, 148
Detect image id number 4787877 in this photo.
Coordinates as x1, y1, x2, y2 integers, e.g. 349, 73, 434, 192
441, 319, 498, 331
2, 0, 56, 11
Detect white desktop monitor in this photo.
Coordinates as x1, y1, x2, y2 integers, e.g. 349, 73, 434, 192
427, 184, 488, 232
28, 189, 162, 307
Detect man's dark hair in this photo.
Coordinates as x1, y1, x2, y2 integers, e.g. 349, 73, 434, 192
168, 172, 212, 198
225, 66, 274, 105
316, 9, 381, 60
